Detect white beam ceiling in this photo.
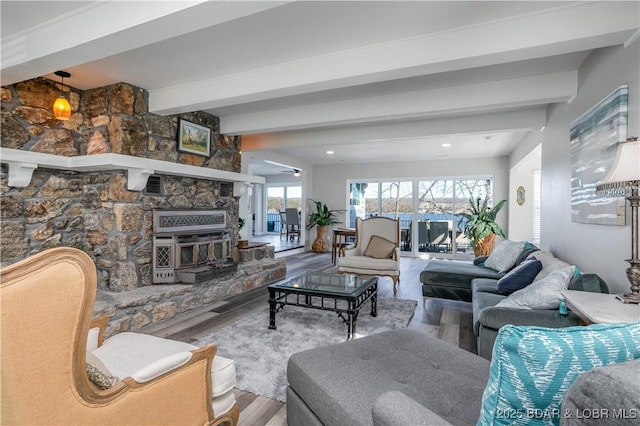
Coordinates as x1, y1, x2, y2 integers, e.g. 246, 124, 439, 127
1, 1, 638, 170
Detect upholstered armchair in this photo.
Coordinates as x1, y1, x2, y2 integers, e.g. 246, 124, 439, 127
337, 216, 401, 294
0, 247, 239, 425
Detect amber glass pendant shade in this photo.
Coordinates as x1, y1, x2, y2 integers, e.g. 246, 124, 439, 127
53, 97, 71, 120
53, 70, 71, 120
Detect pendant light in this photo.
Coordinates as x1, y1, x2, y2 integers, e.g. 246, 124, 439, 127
53, 71, 71, 120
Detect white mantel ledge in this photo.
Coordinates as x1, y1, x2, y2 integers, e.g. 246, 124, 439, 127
0, 148, 264, 190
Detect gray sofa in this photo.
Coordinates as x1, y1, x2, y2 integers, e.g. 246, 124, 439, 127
286, 328, 639, 426
420, 248, 609, 359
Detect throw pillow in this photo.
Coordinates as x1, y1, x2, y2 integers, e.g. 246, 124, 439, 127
477, 322, 640, 426
526, 250, 571, 282
496, 265, 575, 310
485, 240, 526, 273
363, 235, 396, 259
86, 362, 120, 389
496, 257, 543, 295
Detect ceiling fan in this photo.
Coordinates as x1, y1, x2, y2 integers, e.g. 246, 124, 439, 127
280, 168, 302, 177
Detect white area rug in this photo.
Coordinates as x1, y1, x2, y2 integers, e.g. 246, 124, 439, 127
196, 297, 417, 401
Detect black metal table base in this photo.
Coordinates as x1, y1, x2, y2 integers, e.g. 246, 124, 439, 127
268, 280, 378, 340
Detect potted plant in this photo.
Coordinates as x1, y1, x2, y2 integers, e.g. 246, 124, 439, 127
237, 217, 248, 248
306, 199, 344, 253
459, 196, 506, 256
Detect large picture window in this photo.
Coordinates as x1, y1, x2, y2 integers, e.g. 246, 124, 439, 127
348, 177, 495, 258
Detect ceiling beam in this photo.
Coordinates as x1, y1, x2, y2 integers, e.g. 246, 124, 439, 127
1, 1, 290, 86
224, 72, 571, 134
242, 108, 546, 151
149, 1, 638, 116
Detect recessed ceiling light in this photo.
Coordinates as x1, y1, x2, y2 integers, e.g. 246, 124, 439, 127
442, 143, 451, 147
326, 150, 334, 155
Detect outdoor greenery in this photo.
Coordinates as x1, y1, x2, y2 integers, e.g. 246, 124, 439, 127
267, 197, 302, 212
459, 196, 507, 248
306, 199, 344, 230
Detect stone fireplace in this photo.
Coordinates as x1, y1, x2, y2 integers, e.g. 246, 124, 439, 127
1, 77, 285, 337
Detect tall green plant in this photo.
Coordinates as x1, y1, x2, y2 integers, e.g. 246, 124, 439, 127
306, 199, 344, 229
459, 197, 507, 248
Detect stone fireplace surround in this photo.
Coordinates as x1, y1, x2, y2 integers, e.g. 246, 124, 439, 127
1, 78, 285, 337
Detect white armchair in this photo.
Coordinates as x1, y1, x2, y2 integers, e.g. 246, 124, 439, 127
337, 216, 401, 295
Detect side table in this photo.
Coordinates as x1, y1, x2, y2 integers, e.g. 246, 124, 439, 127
332, 228, 356, 265
562, 290, 640, 325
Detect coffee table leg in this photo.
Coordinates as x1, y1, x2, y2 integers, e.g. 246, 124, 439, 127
351, 312, 358, 340
371, 293, 378, 317
268, 288, 277, 330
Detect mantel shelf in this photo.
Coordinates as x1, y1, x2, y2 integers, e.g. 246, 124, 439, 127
0, 148, 264, 191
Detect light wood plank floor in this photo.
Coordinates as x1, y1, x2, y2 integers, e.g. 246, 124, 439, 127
144, 251, 475, 426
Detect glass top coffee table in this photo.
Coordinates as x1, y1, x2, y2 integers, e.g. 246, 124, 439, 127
268, 271, 378, 340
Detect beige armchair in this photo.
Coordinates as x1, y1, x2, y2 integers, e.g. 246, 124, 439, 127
337, 216, 401, 294
0, 247, 239, 425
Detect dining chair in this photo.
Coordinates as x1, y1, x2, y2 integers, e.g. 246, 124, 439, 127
284, 208, 301, 241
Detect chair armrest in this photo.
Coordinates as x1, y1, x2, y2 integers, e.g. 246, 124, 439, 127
342, 246, 361, 257
89, 315, 109, 348
392, 247, 400, 261
79, 344, 221, 424
372, 391, 453, 426
478, 306, 580, 331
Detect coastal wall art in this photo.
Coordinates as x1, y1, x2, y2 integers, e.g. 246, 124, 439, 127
569, 85, 628, 225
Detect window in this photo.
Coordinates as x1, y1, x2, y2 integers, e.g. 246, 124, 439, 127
266, 184, 302, 233
347, 177, 495, 258
532, 170, 541, 245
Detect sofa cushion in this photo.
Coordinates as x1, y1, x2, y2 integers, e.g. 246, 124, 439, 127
364, 235, 396, 259
421, 260, 503, 302
478, 322, 640, 426
527, 250, 571, 281
496, 265, 575, 310
561, 359, 640, 426
496, 257, 543, 295
485, 240, 526, 273
288, 328, 490, 426
372, 391, 454, 426
567, 273, 609, 293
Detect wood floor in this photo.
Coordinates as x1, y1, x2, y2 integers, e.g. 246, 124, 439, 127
143, 251, 475, 426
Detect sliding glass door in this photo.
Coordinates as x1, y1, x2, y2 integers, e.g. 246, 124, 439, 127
347, 177, 494, 258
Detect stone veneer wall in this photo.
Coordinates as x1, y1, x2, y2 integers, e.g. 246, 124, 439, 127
1, 77, 286, 335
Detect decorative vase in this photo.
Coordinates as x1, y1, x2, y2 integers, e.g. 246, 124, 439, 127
473, 233, 496, 257
312, 226, 328, 253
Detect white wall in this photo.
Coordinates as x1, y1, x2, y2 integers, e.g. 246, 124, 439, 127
312, 155, 510, 241
542, 44, 639, 294
508, 142, 541, 242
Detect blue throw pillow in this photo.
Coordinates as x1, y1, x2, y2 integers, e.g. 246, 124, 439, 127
496, 258, 542, 295
477, 322, 640, 426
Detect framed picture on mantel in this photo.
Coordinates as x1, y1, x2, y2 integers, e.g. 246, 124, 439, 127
177, 118, 211, 157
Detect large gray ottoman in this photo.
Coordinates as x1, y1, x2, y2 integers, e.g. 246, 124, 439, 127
286, 329, 490, 426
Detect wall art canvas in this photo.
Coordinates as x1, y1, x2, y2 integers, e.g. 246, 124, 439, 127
177, 118, 211, 157
569, 85, 628, 225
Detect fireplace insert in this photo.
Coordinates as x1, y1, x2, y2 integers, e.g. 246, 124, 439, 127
152, 210, 234, 283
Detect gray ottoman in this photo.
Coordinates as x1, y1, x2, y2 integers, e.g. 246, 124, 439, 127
286, 328, 490, 426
